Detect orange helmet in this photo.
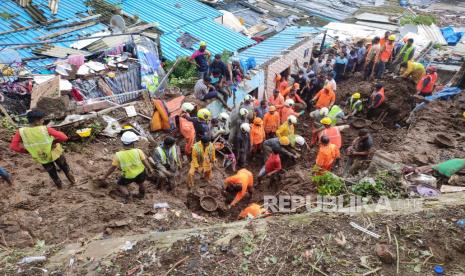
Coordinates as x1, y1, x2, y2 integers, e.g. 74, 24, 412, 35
253, 117, 263, 125
269, 105, 277, 112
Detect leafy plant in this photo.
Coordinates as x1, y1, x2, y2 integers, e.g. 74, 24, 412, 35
351, 180, 383, 197
311, 170, 345, 196
400, 14, 437, 26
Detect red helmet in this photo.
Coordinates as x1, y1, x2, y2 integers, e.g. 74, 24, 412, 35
427, 65, 437, 72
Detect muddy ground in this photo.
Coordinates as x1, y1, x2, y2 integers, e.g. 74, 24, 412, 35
87, 204, 465, 275
0, 73, 464, 275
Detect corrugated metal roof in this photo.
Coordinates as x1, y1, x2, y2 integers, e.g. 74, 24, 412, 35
417, 24, 447, 46
239, 27, 320, 67
0, 0, 107, 71
105, 0, 256, 60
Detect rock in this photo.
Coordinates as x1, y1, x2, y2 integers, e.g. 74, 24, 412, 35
375, 243, 395, 264
104, 227, 113, 235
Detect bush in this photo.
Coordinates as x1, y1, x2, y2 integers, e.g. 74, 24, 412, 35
311, 170, 345, 196
400, 14, 437, 26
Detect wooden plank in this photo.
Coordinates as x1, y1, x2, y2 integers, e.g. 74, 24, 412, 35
36, 21, 96, 40
45, 14, 101, 30
30, 75, 60, 109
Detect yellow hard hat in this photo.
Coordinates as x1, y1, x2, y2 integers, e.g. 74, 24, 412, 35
463, 111, 465, 118
123, 125, 134, 129
279, 136, 290, 146
388, 34, 396, 41
199, 41, 207, 47
320, 117, 332, 125
197, 108, 211, 120
353, 92, 361, 99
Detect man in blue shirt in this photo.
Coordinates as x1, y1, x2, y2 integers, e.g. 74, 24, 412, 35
334, 52, 348, 82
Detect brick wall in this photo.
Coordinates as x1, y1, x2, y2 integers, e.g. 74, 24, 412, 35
260, 37, 316, 100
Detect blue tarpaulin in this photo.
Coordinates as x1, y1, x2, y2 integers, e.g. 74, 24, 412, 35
441, 27, 465, 46
425, 87, 462, 102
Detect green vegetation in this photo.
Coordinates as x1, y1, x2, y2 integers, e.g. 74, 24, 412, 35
351, 171, 403, 199
400, 14, 437, 26
311, 170, 345, 196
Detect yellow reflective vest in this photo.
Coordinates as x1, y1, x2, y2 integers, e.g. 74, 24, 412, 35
116, 149, 145, 179
19, 126, 55, 164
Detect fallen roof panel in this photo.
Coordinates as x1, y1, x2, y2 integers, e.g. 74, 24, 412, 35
239, 26, 320, 67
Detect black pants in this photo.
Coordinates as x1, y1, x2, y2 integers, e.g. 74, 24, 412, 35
117, 170, 147, 186
42, 155, 70, 185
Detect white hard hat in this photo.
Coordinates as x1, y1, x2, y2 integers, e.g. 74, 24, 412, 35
239, 108, 249, 116
285, 99, 295, 107
121, 131, 139, 145
240, 123, 251, 133
320, 107, 329, 116
288, 115, 298, 124
218, 112, 230, 121
181, 102, 195, 112
244, 94, 254, 101
295, 135, 305, 146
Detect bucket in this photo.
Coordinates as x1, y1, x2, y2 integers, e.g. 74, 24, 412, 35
200, 195, 218, 212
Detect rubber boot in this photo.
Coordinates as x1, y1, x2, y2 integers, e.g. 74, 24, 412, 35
65, 171, 76, 185
53, 178, 63, 189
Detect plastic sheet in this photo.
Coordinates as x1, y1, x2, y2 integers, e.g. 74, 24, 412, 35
424, 87, 462, 102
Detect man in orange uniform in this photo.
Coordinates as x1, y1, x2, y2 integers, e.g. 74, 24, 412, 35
178, 102, 196, 155
238, 203, 268, 219
280, 99, 300, 124
312, 86, 336, 109
281, 82, 299, 97
278, 75, 289, 95
263, 105, 280, 138
315, 135, 340, 172
224, 168, 254, 207
269, 89, 285, 112
250, 117, 265, 154
375, 34, 395, 79
286, 89, 307, 111
314, 117, 349, 150
367, 83, 385, 119
416, 65, 438, 96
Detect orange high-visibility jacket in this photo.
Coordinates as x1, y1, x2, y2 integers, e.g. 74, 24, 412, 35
268, 94, 285, 110
250, 123, 265, 146
319, 126, 342, 149
316, 143, 340, 170
238, 203, 266, 219
179, 116, 195, 154
314, 87, 336, 109
263, 112, 280, 134
224, 169, 254, 206
280, 106, 299, 124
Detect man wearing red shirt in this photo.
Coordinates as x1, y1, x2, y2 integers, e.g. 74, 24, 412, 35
10, 111, 75, 188
257, 147, 282, 187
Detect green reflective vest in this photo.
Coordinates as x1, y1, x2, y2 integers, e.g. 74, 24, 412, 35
399, 44, 414, 63
19, 126, 54, 164
156, 146, 180, 167
328, 105, 343, 126
116, 149, 145, 179
349, 97, 363, 112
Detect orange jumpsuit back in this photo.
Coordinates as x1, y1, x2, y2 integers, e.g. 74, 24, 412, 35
224, 169, 253, 206
280, 106, 299, 124
179, 116, 195, 154
316, 143, 340, 171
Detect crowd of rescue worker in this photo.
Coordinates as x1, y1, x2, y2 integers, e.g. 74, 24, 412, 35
4, 33, 440, 220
